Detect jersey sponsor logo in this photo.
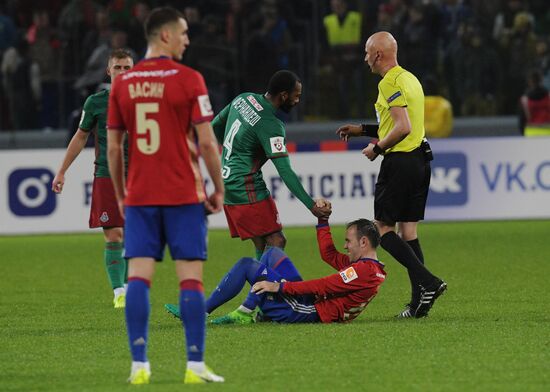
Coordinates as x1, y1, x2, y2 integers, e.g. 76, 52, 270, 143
198, 95, 213, 117
428, 152, 468, 206
387, 91, 402, 103
340, 267, 358, 283
270, 137, 286, 154
8, 168, 56, 216
121, 69, 179, 80
376, 273, 385, 279
100, 211, 109, 223
246, 95, 264, 111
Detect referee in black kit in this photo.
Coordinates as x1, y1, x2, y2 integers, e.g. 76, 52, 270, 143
337, 31, 446, 318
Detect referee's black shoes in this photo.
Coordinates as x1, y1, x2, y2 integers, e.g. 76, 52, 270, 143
415, 280, 447, 318
395, 303, 416, 318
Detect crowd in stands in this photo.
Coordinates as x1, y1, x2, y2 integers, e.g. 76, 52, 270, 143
0, 0, 549, 132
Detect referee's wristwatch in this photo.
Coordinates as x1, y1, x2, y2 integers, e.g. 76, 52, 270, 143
372, 143, 385, 155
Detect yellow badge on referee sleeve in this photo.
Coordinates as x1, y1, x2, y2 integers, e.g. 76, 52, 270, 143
340, 267, 358, 283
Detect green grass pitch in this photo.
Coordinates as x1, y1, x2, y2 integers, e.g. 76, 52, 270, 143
1, 221, 549, 391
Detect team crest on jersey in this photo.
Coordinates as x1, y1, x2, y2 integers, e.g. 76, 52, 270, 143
100, 211, 109, 223
198, 95, 213, 117
340, 267, 358, 283
246, 95, 264, 111
269, 137, 286, 153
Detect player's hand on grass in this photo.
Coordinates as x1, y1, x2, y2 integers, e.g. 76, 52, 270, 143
251, 281, 280, 294
205, 191, 224, 214
362, 143, 379, 161
52, 173, 65, 193
336, 124, 362, 141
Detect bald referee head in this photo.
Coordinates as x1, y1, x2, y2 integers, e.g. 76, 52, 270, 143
364, 31, 398, 76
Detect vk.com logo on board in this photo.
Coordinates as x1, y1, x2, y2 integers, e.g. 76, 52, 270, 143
8, 168, 56, 216
428, 153, 468, 206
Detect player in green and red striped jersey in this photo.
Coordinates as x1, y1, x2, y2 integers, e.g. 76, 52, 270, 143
212, 70, 330, 260
52, 49, 133, 308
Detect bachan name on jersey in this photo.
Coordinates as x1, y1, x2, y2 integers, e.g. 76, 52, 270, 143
128, 81, 165, 99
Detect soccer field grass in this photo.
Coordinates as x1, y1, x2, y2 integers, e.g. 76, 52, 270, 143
1, 221, 549, 392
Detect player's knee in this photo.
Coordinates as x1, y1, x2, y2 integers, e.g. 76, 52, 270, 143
104, 227, 123, 242
261, 246, 289, 268
266, 233, 286, 249
235, 257, 256, 269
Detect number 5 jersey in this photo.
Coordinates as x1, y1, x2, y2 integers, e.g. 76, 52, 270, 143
107, 57, 213, 206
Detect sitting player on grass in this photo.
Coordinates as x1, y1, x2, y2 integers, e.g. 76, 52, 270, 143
166, 205, 386, 324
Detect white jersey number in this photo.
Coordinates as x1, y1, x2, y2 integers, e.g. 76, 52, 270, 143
136, 103, 160, 155
223, 119, 242, 161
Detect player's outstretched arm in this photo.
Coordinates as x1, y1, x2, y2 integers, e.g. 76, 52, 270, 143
52, 129, 90, 193
107, 129, 126, 217
196, 121, 224, 213
271, 156, 316, 209
316, 219, 352, 270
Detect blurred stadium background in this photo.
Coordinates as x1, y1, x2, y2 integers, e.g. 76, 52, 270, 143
1, 0, 550, 141
2, 0, 550, 232
1, 2, 549, 390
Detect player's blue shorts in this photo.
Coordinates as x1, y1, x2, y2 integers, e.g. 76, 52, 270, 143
124, 203, 207, 261
256, 247, 320, 323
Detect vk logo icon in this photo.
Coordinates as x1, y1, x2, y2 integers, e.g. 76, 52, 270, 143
428, 153, 468, 206
9, 168, 57, 216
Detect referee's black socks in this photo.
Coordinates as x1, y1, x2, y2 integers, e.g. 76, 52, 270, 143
380, 231, 435, 286
406, 238, 424, 264
406, 238, 424, 305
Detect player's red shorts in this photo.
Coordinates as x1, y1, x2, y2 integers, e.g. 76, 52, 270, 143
223, 197, 282, 240
89, 177, 124, 228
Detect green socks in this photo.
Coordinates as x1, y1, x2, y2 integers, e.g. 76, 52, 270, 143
104, 242, 126, 290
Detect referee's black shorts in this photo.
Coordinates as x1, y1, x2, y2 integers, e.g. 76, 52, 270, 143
374, 147, 431, 224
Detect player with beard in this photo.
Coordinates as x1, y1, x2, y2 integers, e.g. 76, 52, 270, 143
211, 70, 330, 262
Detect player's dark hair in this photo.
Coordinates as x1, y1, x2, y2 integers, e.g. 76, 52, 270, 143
267, 70, 301, 96
144, 7, 184, 40
346, 219, 380, 248
109, 48, 133, 61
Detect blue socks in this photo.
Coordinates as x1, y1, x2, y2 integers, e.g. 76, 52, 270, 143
206, 257, 263, 313
125, 278, 150, 362
205, 249, 303, 315
126, 277, 207, 363
179, 280, 206, 362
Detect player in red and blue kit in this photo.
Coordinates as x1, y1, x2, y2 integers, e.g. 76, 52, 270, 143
107, 7, 224, 385
166, 209, 386, 324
